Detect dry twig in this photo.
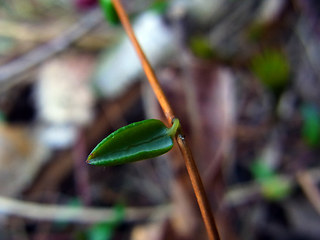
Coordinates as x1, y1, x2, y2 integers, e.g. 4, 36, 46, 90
0, 195, 170, 223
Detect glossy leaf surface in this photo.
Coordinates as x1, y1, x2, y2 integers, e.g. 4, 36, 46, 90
99, 0, 120, 25
87, 119, 179, 166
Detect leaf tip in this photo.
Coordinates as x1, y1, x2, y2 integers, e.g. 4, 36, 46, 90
86, 152, 95, 164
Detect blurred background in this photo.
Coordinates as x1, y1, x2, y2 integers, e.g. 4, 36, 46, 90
0, 0, 320, 239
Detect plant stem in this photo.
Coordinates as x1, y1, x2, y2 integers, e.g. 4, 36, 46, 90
111, 0, 174, 124
167, 118, 180, 138
176, 134, 220, 240
111, 1, 221, 239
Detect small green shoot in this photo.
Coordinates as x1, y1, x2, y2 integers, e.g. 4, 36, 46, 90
87, 119, 180, 166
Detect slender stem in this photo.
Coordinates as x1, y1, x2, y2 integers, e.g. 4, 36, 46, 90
111, 1, 221, 239
111, 0, 174, 124
177, 134, 220, 240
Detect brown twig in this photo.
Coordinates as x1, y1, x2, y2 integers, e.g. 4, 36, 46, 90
111, 1, 221, 239
176, 135, 221, 240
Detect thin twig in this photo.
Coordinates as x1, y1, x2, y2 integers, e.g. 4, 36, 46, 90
111, 1, 221, 239
0, 195, 170, 223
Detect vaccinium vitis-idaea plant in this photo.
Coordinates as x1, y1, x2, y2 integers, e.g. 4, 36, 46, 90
87, 119, 180, 166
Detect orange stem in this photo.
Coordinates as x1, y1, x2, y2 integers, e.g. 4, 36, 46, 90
111, 1, 221, 239
111, 0, 174, 124
176, 135, 221, 240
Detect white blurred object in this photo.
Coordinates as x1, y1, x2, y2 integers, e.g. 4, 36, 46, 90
170, 0, 223, 23
255, 0, 286, 24
36, 55, 94, 125
94, 11, 177, 99
37, 124, 78, 149
36, 54, 95, 149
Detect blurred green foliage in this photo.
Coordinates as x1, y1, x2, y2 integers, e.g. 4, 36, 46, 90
99, 0, 120, 25
150, 0, 168, 13
260, 176, 292, 201
247, 23, 266, 42
250, 158, 292, 201
87, 204, 124, 240
0, 111, 6, 122
250, 158, 274, 180
189, 35, 215, 59
301, 104, 320, 148
251, 49, 290, 93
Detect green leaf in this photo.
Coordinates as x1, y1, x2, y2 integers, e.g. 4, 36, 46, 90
99, 0, 120, 25
301, 104, 320, 147
87, 119, 180, 166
